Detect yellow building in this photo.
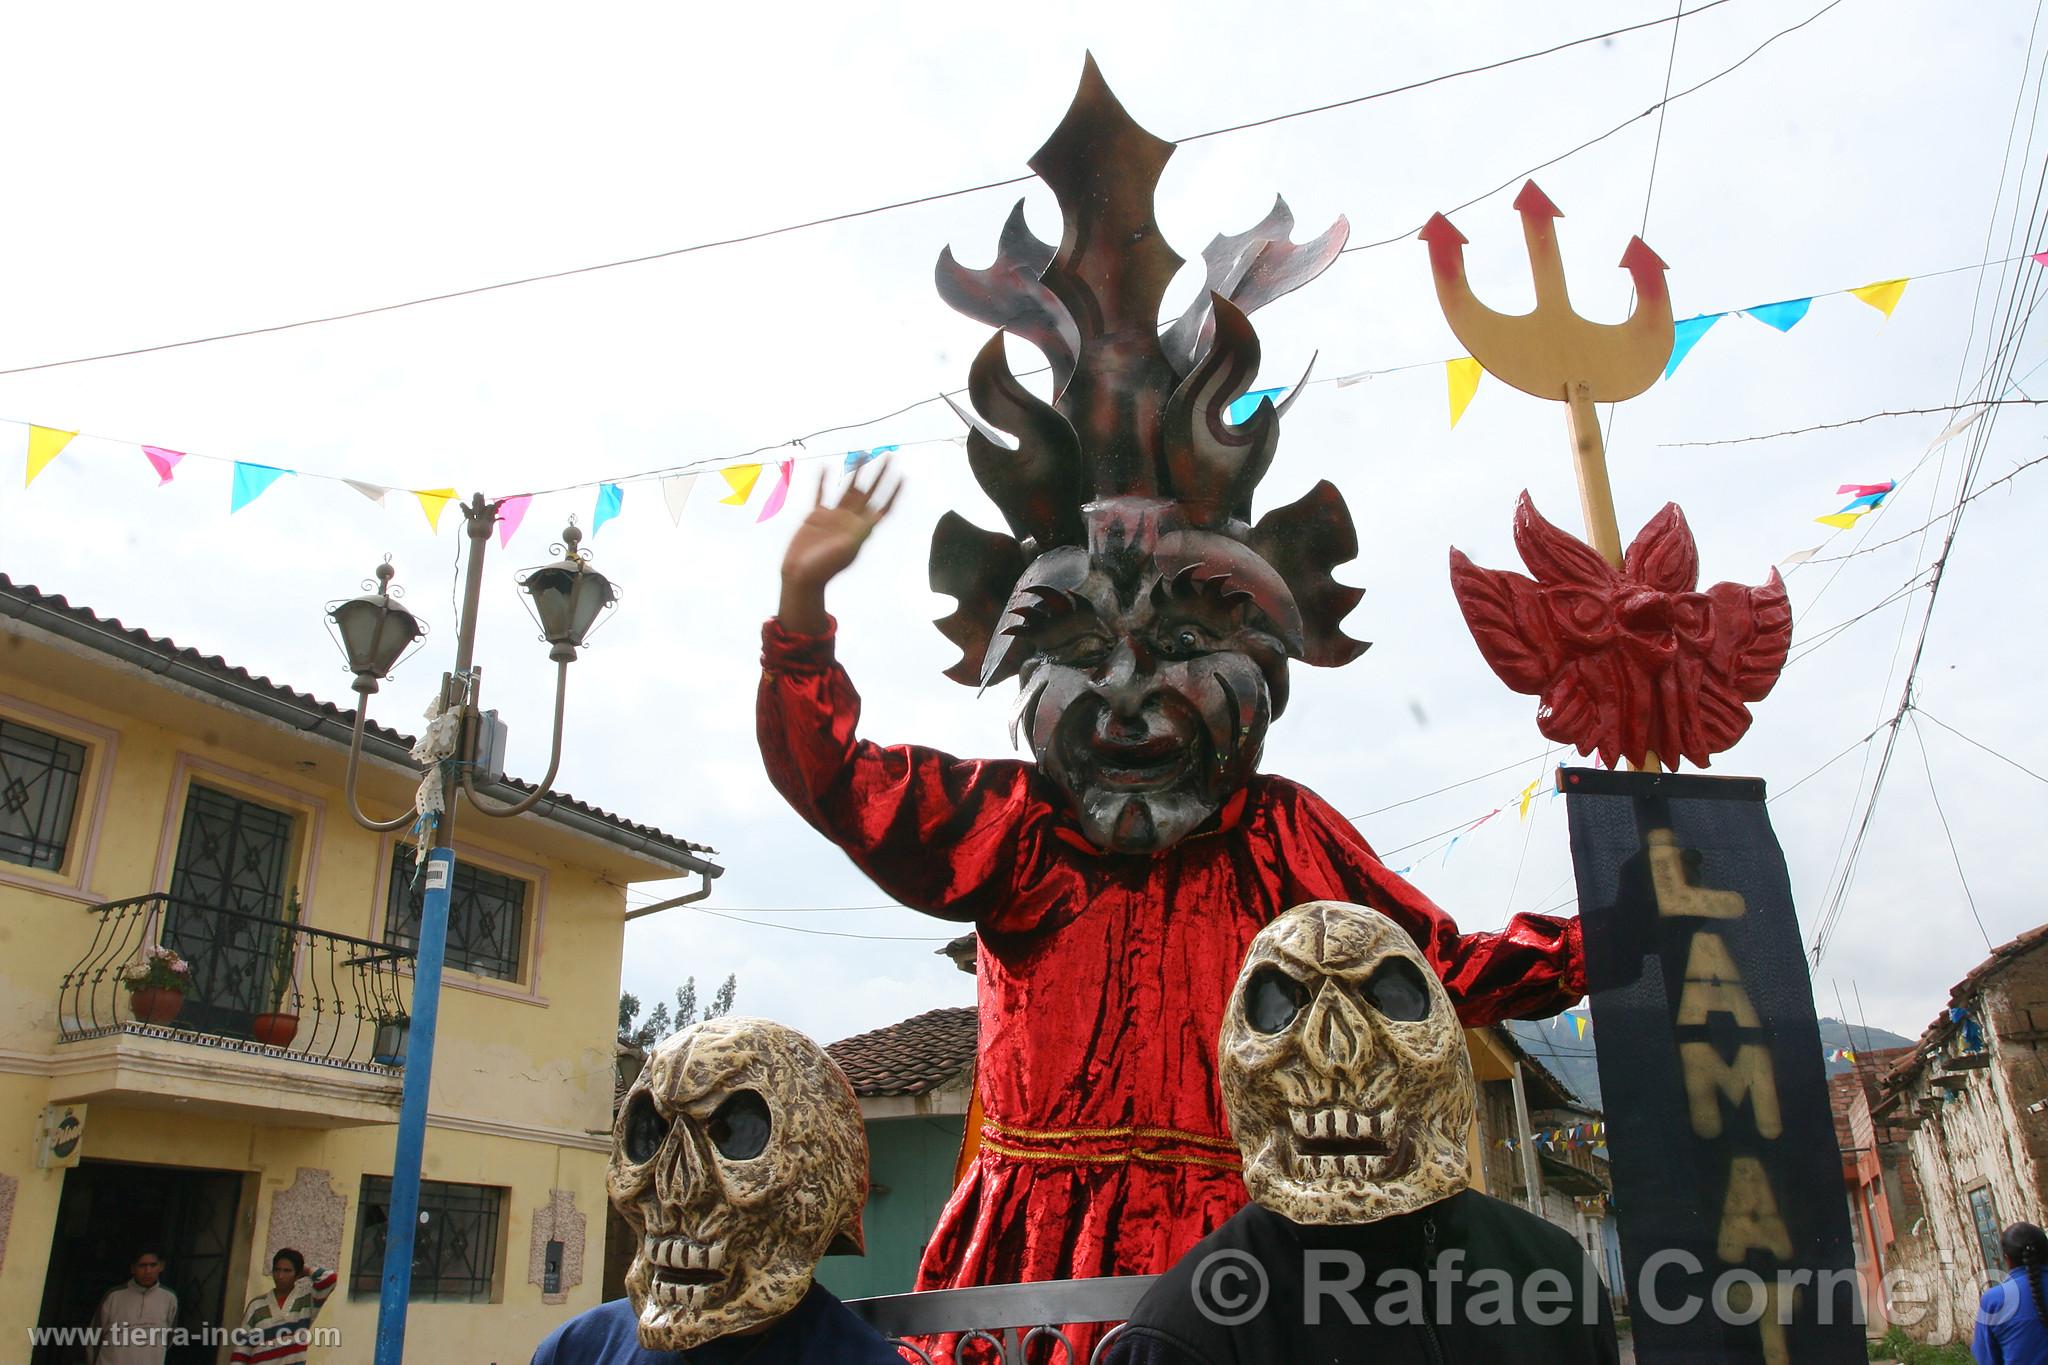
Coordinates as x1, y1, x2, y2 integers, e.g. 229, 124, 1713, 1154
0, 575, 721, 1363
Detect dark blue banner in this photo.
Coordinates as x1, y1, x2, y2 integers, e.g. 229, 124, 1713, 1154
1562, 766, 1863, 1365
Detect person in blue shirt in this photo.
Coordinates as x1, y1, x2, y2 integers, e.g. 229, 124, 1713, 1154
533, 1017, 904, 1365
1975, 1222, 2048, 1365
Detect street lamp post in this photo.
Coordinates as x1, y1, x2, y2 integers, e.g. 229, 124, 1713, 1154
328, 493, 616, 1365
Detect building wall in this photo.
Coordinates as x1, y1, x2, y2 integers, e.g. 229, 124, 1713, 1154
0, 641, 648, 1362
815, 1115, 968, 1301
1887, 946, 2048, 1344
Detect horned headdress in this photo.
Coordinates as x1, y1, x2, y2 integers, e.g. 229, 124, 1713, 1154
929, 57, 1370, 695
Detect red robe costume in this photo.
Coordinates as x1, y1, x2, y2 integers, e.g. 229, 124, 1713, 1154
759, 617, 1586, 1320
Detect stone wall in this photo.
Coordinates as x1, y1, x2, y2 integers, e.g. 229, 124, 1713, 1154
1887, 939, 2048, 1343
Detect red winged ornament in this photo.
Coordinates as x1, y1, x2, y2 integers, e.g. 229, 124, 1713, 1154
1449, 493, 1792, 770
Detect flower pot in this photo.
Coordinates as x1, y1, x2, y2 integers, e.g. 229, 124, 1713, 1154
373, 1017, 410, 1067
129, 987, 184, 1026
251, 1012, 301, 1048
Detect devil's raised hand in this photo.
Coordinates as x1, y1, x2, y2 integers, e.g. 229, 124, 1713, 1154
777, 459, 901, 634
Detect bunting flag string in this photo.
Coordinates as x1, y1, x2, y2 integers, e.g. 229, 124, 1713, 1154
720, 463, 764, 505
661, 474, 698, 525
756, 459, 795, 523
592, 482, 624, 536
1812, 478, 1893, 530
1227, 386, 1289, 424
1497, 1120, 1608, 1152
1378, 769, 1563, 879
141, 445, 184, 484
497, 493, 533, 547
1445, 357, 1483, 428
414, 488, 458, 532
25, 426, 77, 488
230, 462, 289, 512
0, 251, 2017, 531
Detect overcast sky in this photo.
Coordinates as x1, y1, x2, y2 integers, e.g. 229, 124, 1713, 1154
2, 0, 2040, 1054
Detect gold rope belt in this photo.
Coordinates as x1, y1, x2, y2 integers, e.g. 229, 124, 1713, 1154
979, 1117, 1242, 1173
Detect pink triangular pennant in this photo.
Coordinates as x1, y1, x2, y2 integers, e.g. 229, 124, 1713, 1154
756, 459, 795, 523
141, 446, 185, 485
497, 494, 533, 548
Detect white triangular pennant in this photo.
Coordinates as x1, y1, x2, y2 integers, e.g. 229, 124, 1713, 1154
662, 474, 699, 526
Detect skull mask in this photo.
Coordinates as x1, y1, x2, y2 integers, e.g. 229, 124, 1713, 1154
608, 1017, 867, 1351
1220, 901, 1474, 1224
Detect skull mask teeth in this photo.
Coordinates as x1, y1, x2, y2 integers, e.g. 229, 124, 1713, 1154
1220, 901, 1474, 1224
607, 1017, 867, 1351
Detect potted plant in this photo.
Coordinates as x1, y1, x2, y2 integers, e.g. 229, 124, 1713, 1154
372, 1010, 410, 1067
122, 944, 191, 1025
250, 896, 302, 1048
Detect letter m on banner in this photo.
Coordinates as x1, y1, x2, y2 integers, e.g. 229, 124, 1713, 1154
1560, 767, 1863, 1365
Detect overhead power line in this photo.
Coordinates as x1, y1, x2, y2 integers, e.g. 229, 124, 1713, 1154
0, 1, 1765, 379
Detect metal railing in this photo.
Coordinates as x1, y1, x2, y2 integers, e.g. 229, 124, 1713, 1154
848, 1276, 1155, 1365
58, 892, 415, 1072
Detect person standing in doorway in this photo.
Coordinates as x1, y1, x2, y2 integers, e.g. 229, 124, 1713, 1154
88, 1248, 179, 1365
228, 1249, 336, 1365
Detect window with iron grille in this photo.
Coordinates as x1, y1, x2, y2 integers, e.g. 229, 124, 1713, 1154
383, 846, 529, 982
350, 1176, 506, 1302
0, 716, 89, 872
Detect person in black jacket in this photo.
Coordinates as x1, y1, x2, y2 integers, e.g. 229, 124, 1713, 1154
1106, 900, 1619, 1364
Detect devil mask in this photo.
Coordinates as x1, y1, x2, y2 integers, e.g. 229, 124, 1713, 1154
609, 1017, 867, 1351
1220, 901, 1474, 1225
929, 59, 1370, 853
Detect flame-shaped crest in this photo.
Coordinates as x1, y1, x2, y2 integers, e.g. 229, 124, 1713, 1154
930, 56, 1366, 685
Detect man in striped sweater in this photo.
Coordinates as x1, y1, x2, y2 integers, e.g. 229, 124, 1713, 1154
228, 1248, 336, 1365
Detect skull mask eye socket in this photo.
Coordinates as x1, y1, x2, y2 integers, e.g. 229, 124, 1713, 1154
1358, 957, 1433, 1023
1244, 966, 1312, 1034
706, 1089, 771, 1161
622, 1090, 670, 1164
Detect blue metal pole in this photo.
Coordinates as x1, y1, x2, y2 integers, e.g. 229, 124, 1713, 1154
372, 497, 492, 1365
373, 844, 455, 1364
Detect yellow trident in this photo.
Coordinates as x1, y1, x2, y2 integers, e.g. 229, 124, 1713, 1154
1419, 181, 1675, 570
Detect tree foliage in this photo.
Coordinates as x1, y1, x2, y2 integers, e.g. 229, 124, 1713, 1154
618, 973, 738, 1048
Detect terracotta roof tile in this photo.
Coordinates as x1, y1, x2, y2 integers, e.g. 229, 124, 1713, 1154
827, 1007, 977, 1098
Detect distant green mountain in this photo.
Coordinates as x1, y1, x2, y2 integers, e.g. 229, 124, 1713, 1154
1504, 1015, 1916, 1111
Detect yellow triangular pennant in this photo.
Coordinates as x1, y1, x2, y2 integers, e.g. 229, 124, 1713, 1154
720, 463, 764, 505
1849, 278, 1908, 319
1518, 778, 1541, 822
1814, 511, 1863, 530
414, 488, 458, 532
1446, 358, 1483, 429
25, 426, 78, 487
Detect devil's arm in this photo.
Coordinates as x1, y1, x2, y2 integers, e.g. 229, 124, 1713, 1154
1274, 780, 1588, 1025
757, 616, 1047, 921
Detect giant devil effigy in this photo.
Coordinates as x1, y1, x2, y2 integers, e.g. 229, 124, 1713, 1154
755, 58, 1588, 1337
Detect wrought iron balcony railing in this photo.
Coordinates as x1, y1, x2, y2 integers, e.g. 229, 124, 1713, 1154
58, 892, 416, 1072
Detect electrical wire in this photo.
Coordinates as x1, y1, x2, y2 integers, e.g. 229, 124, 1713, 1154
688, 906, 958, 942
1906, 711, 1995, 954
1914, 708, 2048, 787
1799, 452, 2048, 565
1340, 0, 1848, 258
0, 4, 1740, 381
1810, 17, 2048, 965
1658, 396, 2048, 448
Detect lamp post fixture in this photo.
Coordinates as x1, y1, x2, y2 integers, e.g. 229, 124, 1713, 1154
328, 493, 616, 1365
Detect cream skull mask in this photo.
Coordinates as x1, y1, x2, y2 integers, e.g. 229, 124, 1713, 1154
1220, 901, 1474, 1224
608, 1017, 867, 1350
